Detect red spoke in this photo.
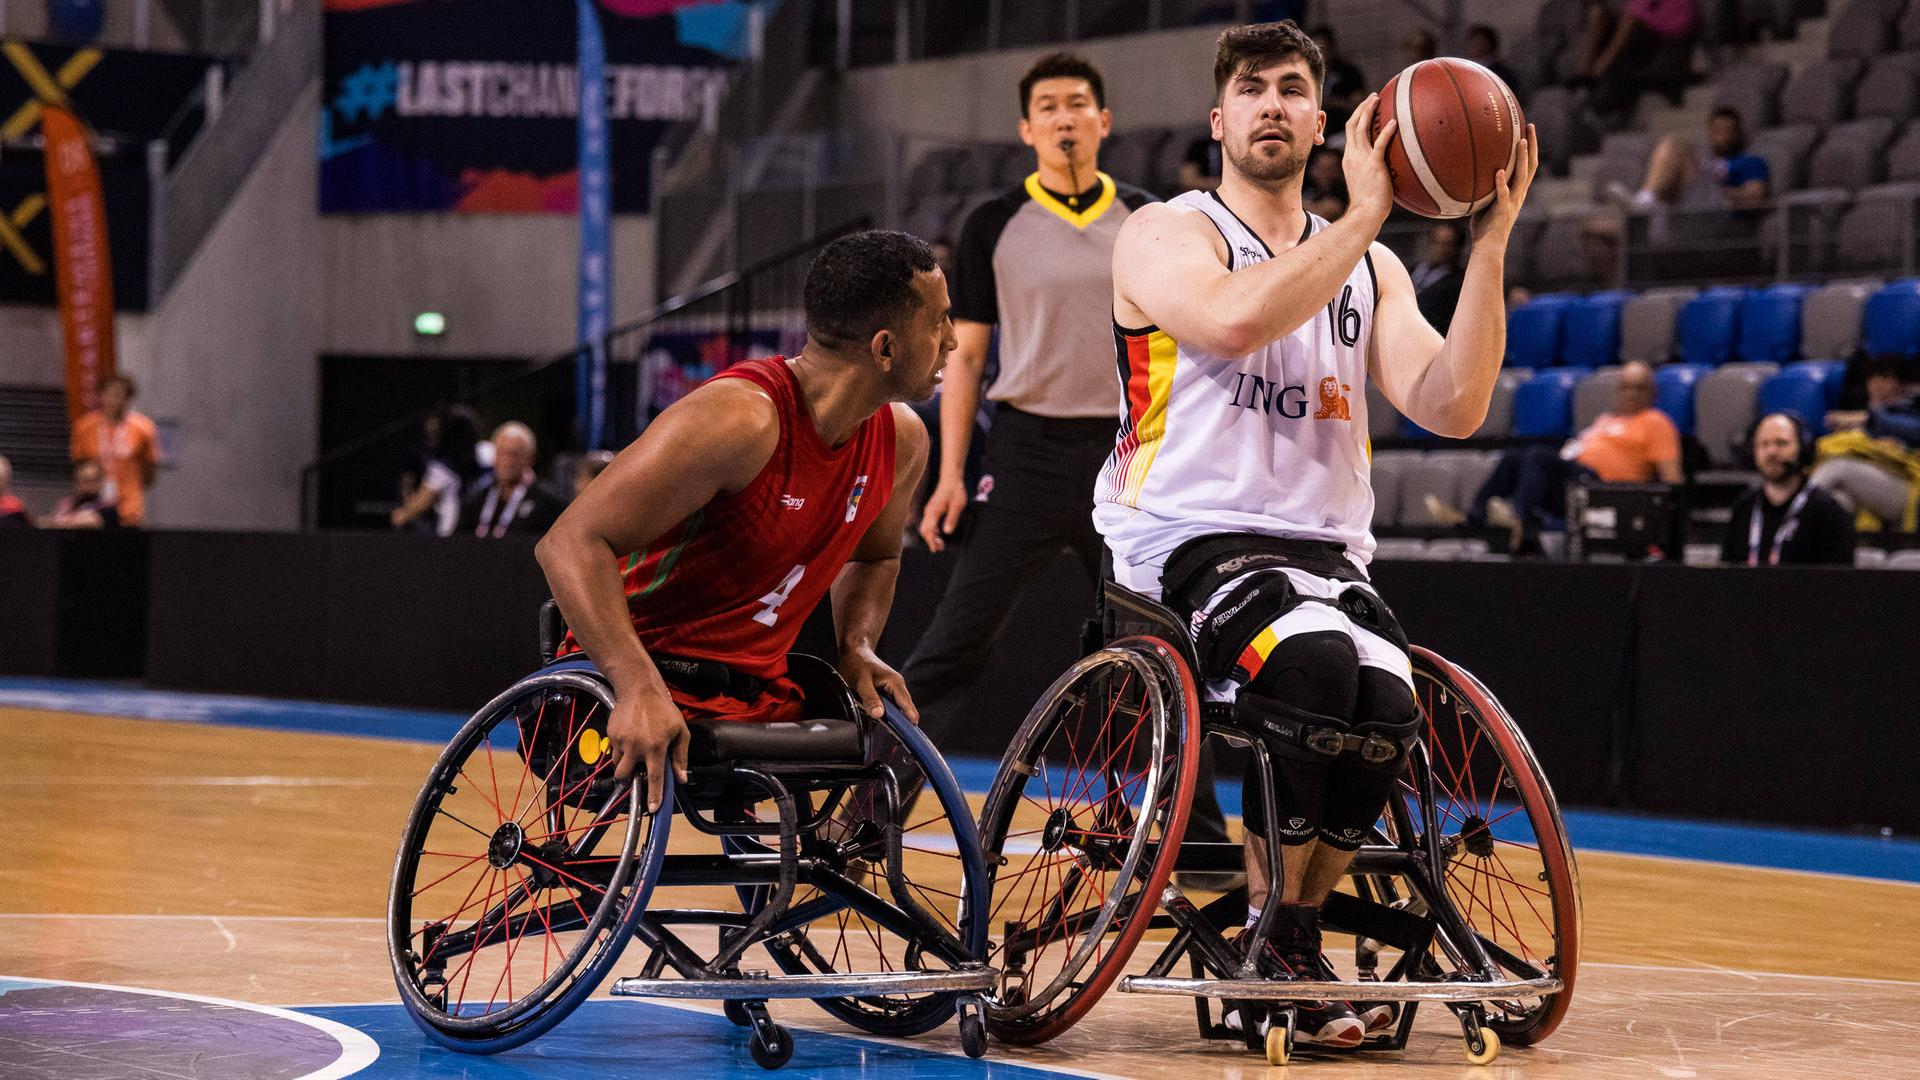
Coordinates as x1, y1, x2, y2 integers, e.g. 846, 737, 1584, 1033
412, 852, 493, 898
1490, 848, 1559, 939
450, 868, 503, 1014
510, 697, 548, 826
514, 864, 556, 982
1061, 674, 1142, 806
517, 851, 609, 897
483, 736, 506, 828
419, 862, 496, 966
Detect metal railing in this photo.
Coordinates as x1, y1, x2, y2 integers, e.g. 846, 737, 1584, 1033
298, 217, 871, 531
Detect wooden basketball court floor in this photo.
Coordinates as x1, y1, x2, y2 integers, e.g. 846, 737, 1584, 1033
5, 681, 1920, 1079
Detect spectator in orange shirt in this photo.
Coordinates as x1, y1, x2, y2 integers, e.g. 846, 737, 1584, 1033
1432, 361, 1683, 550
69, 375, 160, 526
0, 454, 33, 528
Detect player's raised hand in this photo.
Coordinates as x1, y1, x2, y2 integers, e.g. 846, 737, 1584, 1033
1343, 93, 1398, 227
1472, 123, 1539, 245
841, 645, 919, 723
605, 680, 689, 813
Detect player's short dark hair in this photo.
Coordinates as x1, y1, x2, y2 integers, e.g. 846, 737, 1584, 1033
1709, 106, 1745, 129
804, 230, 938, 350
1862, 354, 1904, 381
103, 374, 135, 398
1466, 23, 1500, 53
1214, 21, 1325, 103
1019, 52, 1105, 117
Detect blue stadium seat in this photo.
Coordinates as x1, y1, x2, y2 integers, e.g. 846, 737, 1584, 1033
1785, 358, 1847, 406
1736, 284, 1812, 365
1757, 369, 1830, 435
1678, 287, 1749, 366
1506, 293, 1578, 367
1511, 369, 1582, 438
1653, 362, 1712, 435
1863, 280, 1920, 357
1561, 290, 1633, 368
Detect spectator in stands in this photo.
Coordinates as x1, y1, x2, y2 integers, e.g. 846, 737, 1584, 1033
1303, 146, 1347, 220
1429, 361, 1683, 551
1411, 220, 1466, 333
1580, 0, 1698, 125
1722, 412, 1855, 565
1810, 356, 1920, 530
1179, 133, 1224, 192
69, 374, 159, 527
459, 421, 567, 538
391, 404, 483, 536
1587, 106, 1767, 266
1398, 26, 1437, 70
1464, 24, 1520, 100
0, 455, 31, 528
572, 449, 615, 499
1309, 24, 1368, 128
46, 459, 119, 529
929, 235, 956, 280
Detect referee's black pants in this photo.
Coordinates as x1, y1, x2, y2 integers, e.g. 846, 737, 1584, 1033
903, 406, 1231, 843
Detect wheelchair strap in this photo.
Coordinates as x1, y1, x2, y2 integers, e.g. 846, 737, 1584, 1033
653, 653, 768, 702
1160, 533, 1363, 619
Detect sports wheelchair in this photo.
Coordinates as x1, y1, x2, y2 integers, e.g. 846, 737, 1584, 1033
387, 611, 994, 1069
976, 579, 1580, 1065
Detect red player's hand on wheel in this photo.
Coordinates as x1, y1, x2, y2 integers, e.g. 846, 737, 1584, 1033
604, 681, 689, 813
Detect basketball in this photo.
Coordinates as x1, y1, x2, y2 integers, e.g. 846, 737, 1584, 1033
1374, 57, 1525, 220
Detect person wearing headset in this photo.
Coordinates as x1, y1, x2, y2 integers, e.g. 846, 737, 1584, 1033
1720, 411, 1855, 566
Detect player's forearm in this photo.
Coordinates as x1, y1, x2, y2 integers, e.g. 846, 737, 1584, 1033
830, 558, 899, 656
1196, 213, 1381, 356
936, 349, 987, 483
536, 526, 664, 694
1411, 247, 1507, 438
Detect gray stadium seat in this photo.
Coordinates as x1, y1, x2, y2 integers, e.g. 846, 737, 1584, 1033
1778, 187, 1855, 271
1855, 546, 1889, 567
1782, 58, 1863, 126
1373, 537, 1428, 561
1886, 549, 1920, 569
1828, 0, 1899, 58
908, 146, 965, 202
1574, 366, 1624, 431
1535, 205, 1601, 287
1365, 380, 1402, 443
1739, 0, 1809, 40
1477, 367, 1532, 438
1449, 449, 1502, 513
902, 192, 961, 243
1748, 124, 1821, 192
1620, 288, 1696, 363
1855, 52, 1920, 122
1809, 118, 1896, 190
1834, 181, 1920, 270
1369, 449, 1419, 528
1398, 453, 1462, 527
1506, 213, 1547, 286
1530, 85, 1597, 176
1695, 362, 1779, 465
1889, 119, 1920, 181
1589, 131, 1656, 202
1713, 63, 1790, 129
1801, 279, 1879, 359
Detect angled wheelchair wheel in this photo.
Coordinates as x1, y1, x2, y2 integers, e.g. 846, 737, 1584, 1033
734, 702, 990, 1037
388, 664, 673, 1053
1396, 647, 1581, 1046
976, 636, 1200, 1045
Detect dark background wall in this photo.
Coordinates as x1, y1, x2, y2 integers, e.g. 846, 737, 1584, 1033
3, 530, 1915, 833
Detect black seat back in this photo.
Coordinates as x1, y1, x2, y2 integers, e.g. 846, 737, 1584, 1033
1098, 578, 1203, 678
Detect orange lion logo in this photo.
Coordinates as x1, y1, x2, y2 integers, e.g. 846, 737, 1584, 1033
1313, 376, 1352, 421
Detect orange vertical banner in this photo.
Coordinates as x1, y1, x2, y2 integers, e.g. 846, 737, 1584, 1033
40, 103, 116, 423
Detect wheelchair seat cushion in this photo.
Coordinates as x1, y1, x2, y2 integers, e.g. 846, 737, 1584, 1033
686, 717, 864, 765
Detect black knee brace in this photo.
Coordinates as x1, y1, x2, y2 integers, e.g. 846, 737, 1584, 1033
1235, 631, 1359, 845
1318, 669, 1421, 851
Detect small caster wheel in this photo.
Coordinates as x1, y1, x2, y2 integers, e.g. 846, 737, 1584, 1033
749, 1023, 793, 1070
1464, 1026, 1501, 1066
960, 1008, 988, 1059
1265, 1024, 1291, 1066
723, 999, 753, 1027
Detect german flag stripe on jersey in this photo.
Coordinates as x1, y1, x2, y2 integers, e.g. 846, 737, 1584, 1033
1107, 323, 1178, 505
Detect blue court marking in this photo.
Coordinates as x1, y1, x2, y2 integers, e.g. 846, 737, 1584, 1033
298, 1000, 1074, 1079
6, 678, 1920, 885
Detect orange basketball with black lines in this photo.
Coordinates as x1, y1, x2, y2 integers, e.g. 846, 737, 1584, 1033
1373, 58, 1525, 220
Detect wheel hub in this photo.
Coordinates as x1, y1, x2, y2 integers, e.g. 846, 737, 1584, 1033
1040, 808, 1076, 852
1459, 814, 1495, 858
486, 821, 526, 869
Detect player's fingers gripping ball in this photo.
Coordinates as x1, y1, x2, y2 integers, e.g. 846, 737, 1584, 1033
1372, 58, 1526, 219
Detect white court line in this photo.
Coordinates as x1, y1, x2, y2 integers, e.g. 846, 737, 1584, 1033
1570, 844, 1920, 890
1584, 961, 1920, 989
0, 776, 407, 787
0, 975, 379, 1080
0, 913, 386, 924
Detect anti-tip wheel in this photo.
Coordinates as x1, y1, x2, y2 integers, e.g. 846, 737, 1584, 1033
1464, 1026, 1501, 1066
1265, 1024, 1291, 1066
723, 999, 753, 1027
749, 1024, 794, 1070
960, 1008, 988, 1059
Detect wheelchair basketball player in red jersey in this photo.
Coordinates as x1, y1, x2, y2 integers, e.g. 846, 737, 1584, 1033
536, 229, 953, 812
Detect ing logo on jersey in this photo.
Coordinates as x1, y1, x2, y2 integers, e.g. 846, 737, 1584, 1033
1312, 376, 1352, 421
1227, 372, 1352, 422
845, 474, 869, 523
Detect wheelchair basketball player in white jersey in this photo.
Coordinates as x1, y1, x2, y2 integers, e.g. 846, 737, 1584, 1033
1096, 21, 1537, 1047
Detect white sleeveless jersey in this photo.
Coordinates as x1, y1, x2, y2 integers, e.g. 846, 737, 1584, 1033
1094, 190, 1380, 584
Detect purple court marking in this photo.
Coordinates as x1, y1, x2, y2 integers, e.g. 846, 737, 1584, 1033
0, 978, 377, 1080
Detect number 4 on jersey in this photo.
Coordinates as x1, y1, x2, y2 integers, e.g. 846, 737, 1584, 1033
753, 564, 806, 627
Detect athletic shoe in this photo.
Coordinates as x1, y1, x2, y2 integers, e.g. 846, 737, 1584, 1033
1423, 493, 1468, 529
1230, 910, 1365, 1048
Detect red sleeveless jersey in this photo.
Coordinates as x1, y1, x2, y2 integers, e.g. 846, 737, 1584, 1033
561, 357, 896, 723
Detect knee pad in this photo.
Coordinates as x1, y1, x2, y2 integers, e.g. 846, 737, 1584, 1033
1243, 629, 1359, 719
1317, 670, 1421, 851
1234, 689, 1350, 846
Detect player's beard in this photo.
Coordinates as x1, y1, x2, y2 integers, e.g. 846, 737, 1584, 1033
1225, 130, 1310, 187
